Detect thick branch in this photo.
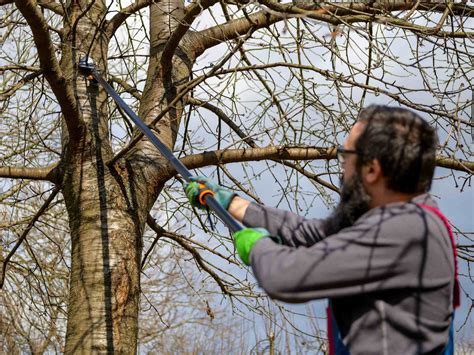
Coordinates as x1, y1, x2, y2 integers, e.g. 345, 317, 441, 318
337, 14, 472, 38
166, 146, 336, 179
436, 156, 474, 173
259, 0, 473, 20
0, 65, 40, 73
159, 0, 220, 129
161, 0, 219, 81
0, 164, 59, 183
195, 1, 473, 52
14, 0, 82, 140
194, 10, 282, 55
187, 98, 339, 192
38, 0, 64, 16
185, 98, 472, 185
162, 146, 473, 180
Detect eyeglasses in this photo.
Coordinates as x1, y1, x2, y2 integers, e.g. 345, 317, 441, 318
336, 146, 359, 165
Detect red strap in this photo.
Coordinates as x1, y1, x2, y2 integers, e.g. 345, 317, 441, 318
417, 204, 460, 309
327, 306, 335, 355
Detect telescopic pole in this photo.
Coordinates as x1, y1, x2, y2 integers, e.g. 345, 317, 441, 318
78, 59, 243, 233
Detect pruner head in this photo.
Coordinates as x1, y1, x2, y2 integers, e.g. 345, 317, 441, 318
78, 57, 98, 82
78, 57, 96, 75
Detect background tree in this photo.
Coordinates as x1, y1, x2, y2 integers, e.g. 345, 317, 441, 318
1, 0, 473, 352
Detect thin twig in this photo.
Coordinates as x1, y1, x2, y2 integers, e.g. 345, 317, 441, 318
0, 186, 60, 289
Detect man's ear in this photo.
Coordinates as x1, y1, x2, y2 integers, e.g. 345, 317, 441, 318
362, 159, 383, 185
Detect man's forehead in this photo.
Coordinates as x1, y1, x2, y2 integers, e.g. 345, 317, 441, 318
346, 121, 366, 147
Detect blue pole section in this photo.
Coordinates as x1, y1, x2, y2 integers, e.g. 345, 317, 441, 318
79, 59, 243, 233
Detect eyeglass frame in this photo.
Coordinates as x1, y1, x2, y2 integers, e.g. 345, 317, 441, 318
336, 146, 359, 165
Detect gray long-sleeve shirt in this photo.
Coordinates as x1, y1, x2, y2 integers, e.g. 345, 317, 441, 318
243, 194, 455, 354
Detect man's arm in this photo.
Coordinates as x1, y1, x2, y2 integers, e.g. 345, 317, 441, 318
248, 208, 453, 302
227, 196, 250, 222
228, 196, 326, 247
184, 178, 326, 247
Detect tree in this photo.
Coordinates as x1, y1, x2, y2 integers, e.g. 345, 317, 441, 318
1, 0, 472, 352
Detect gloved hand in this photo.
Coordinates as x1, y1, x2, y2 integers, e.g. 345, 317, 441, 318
184, 176, 236, 210
233, 227, 270, 265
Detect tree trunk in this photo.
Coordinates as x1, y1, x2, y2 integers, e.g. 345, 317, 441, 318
62, 155, 144, 353
60, 2, 142, 353
61, 0, 194, 352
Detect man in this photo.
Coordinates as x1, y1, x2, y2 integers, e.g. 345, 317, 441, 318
185, 105, 459, 354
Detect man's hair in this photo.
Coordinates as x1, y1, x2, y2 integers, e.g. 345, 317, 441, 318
355, 105, 438, 194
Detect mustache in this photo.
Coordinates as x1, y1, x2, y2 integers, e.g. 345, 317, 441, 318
322, 173, 371, 236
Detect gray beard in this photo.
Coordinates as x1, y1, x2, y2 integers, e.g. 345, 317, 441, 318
322, 172, 372, 236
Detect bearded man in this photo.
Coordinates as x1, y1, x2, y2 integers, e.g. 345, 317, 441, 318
185, 105, 459, 354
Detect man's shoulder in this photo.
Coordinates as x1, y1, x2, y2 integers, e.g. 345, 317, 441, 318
359, 193, 439, 222
352, 194, 447, 242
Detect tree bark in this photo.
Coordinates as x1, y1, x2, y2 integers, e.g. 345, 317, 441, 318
60, 0, 194, 352
60, 1, 143, 353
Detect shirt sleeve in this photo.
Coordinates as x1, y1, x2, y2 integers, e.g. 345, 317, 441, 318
248, 206, 454, 303
242, 202, 327, 247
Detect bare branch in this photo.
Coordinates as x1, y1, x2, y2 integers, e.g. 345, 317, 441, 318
0, 186, 60, 289
339, 14, 472, 38
38, 0, 64, 16
158, 0, 222, 149
161, 0, 220, 83
0, 70, 42, 100
194, 10, 283, 55
110, 30, 253, 165
187, 97, 339, 192
173, 146, 336, 174
162, 146, 473, 180
259, 0, 473, 21
106, 0, 153, 37
142, 215, 165, 269
195, 1, 473, 53
278, 160, 340, 193
146, 215, 231, 295
187, 97, 257, 147
219, 164, 265, 204
436, 156, 474, 173
0, 65, 40, 73
13, 0, 82, 140
0, 164, 59, 182
188, 62, 472, 124
109, 75, 142, 100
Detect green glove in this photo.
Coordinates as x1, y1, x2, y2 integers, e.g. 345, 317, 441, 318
184, 176, 236, 210
234, 228, 270, 265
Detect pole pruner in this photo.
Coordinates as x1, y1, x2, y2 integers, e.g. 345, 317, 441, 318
78, 58, 243, 233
